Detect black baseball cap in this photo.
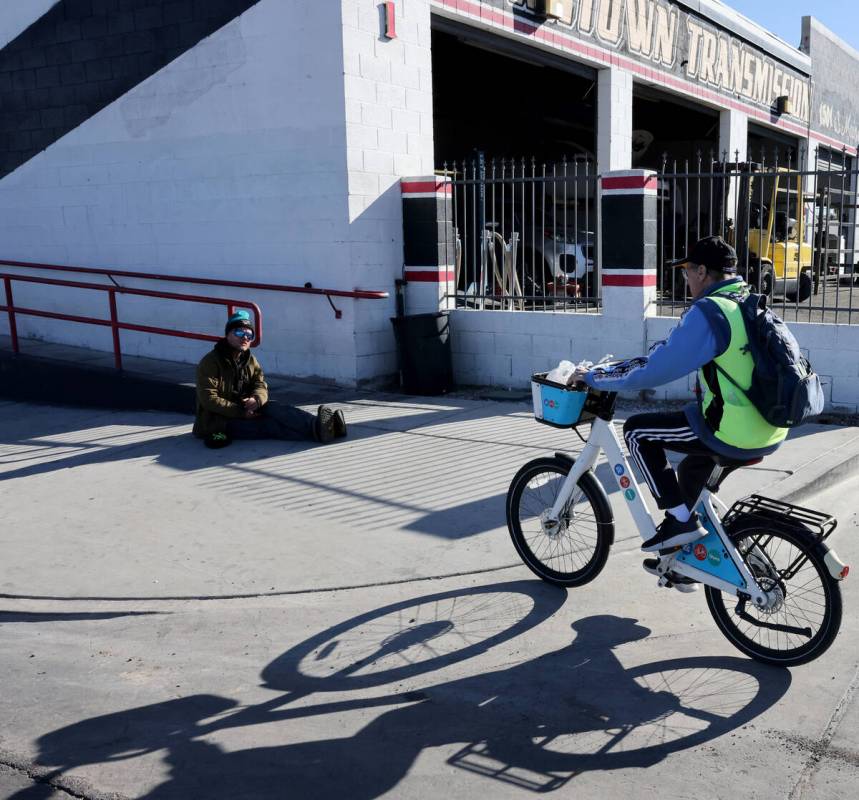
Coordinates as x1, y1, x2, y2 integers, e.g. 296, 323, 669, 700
667, 235, 738, 273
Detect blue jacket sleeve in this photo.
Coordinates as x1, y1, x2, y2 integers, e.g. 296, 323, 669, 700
583, 305, 719, 391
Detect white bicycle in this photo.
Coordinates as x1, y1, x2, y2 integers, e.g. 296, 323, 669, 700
506, 371, 850, 666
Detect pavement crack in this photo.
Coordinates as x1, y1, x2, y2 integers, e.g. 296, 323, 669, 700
787, 660, 859, 799
773, 732, 859, 768
0, 752, 128, 800
0, 563, 525, 603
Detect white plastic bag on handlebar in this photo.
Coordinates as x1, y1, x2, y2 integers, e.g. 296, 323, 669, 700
547, 354, 615, 385
546, 360, 575, 384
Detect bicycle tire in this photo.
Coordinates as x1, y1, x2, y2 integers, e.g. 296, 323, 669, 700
506, 456, 614, 587
705, 519, 842, 666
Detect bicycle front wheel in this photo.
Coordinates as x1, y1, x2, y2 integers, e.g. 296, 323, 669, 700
705, 522, 842, 667
506, 456, 614, 587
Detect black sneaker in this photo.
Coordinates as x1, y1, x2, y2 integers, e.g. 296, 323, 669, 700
204, 431, 232, 449
642, 513, 707, 552
314, 405, 337, 443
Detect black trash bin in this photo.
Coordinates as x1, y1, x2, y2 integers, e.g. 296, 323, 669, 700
390, 311, 454, 395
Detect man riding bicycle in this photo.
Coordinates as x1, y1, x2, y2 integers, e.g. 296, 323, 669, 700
574, 235, 788, 555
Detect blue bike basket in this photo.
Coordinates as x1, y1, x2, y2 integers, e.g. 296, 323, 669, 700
531, 372, 588, 428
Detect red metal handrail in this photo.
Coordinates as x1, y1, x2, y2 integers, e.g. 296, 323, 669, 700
1, 272, 262, 371
0, 259, 389, 319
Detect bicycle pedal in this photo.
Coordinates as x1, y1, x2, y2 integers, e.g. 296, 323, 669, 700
657, 573, 699, 593
658, 545, 683, 556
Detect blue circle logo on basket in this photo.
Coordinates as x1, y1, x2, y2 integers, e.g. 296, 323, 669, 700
543, 399, 557, 409
623, 488, 636, 501
614, 464, 624, 476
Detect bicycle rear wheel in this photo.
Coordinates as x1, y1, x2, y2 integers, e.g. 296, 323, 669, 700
705, 522, 842, 666
506, 456, 614, 587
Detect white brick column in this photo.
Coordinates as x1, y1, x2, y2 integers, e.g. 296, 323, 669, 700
718, 108, 748, 164
719, 108, 747, 223
341, 0, 436, 382
597, 67, 633, 175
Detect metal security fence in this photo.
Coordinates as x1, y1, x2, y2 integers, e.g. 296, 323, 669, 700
657, 148, 859, 323
440, 157, 600, 312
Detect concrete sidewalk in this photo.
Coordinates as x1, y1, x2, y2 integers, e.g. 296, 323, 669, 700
1, 387, 858, 599
1, 367, 859, 798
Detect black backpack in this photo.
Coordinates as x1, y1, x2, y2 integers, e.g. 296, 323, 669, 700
711, 292, 824, 428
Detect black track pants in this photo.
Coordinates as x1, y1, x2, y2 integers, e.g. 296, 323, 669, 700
622, 411, 722, 510
226, 400, 316, 442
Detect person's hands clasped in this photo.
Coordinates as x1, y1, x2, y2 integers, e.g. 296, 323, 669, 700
242, 396, 260, 417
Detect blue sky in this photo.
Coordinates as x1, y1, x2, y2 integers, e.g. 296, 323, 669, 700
725, 0, 859, 53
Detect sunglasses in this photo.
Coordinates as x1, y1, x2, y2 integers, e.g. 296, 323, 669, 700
230, 328, 255, 341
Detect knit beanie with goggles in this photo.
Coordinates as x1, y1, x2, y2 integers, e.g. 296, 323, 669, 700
225, 310, 254, 336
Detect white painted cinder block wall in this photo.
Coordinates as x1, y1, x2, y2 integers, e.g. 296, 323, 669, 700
0, 0, 436, 386
341, 0, 435, 382
450, 308, 649, 389
449, 310, 857, 414
0, 0, 358, 379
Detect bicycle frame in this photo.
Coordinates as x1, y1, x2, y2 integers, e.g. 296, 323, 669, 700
548, 416, 773, 608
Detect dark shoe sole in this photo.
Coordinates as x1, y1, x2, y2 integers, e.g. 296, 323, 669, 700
315, 405, 337, 443
333, 409, 347, 438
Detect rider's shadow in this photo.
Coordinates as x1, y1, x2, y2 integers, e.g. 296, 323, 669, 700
16, 612, 791, 800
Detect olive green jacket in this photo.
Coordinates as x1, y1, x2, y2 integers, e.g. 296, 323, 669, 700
193, 340, 269, 437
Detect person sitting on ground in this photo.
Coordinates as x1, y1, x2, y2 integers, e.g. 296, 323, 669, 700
572, 235, 788, 559
193, 310, 346, 448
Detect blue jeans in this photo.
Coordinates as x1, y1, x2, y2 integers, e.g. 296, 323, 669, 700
226, 401, 316, 442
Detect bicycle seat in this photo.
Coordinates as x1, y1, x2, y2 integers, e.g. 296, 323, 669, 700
711, 455, 763, 468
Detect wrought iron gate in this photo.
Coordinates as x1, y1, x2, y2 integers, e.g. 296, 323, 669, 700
440, 156, 600, 312
656, 148, 858, 324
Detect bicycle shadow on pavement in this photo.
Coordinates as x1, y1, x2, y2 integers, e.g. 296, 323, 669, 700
13, 581, 792, 800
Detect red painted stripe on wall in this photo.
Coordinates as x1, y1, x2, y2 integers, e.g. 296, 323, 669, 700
601, 175, 658, 192
405, 270, 456, 282
402, 181, 452, 195
602, 273, 657, 287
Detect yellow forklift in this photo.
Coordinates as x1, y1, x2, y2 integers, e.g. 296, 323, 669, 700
720, 162, 813, 302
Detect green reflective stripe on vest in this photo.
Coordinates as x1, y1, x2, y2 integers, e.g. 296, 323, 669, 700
698, 285, 788, 450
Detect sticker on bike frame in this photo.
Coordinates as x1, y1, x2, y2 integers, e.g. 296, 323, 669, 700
675, 505, 744, 587
619, 476, 630, 488
624, 488, 636, 501
614, 464, 625, 476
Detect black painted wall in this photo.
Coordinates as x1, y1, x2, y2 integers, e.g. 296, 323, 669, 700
0, 0, 261, 180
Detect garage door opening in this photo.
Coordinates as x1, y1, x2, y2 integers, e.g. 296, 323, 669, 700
431, 23, 600, 313
748, 123, 800, 168
633, 86, 719, 171
431, 25, 596, 166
